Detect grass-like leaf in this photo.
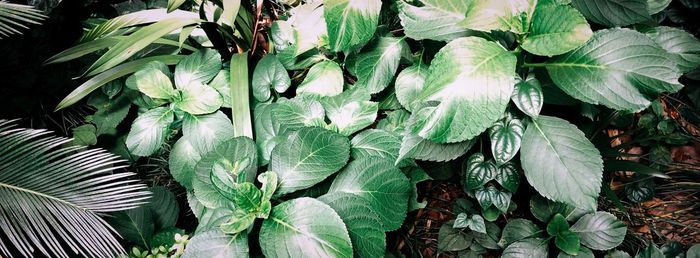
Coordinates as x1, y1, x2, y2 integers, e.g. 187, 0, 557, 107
0, 1, 46, 39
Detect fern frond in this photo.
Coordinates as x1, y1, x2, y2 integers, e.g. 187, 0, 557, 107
0, 1, 47, 39
0, 120, 150, 258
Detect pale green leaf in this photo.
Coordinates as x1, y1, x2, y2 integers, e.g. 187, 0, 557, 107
182, 229, 249, 258
126, 107, 174, 156
182, 111, 236, 154
521, 2, 592, 56
346, 37, 410, 94
230, 52, 253, 138
327, 157, 410, 231
130, 66, 175, 99
271, 127, 350, 195
272, 96, 327, 133
543, 28, 682, 111
319, 193, 386, 258
520, 115, 603, 210
209, 70, 231, 108
252, 55, 291, 102
175, 49, 222, 88
297, 60, 344, 97
648, 0, 671, 14
642, 26, 700, 73
259, 197, 352, 258
254, 102, 283, 165
79, 9, 197, 42
396, 0, 472, 41
395, 63, 428, 112
571, 0, 650, 27
169, 137, 201, 189
324, 0, 381, 52
321, 88, 378, 136
398, 111, 475, 163
350, 129, 401, 162
570, 212, 627, 250
410, 36, 517, 143
456, 0, 530, 33
174, 82, 223, 115
558, 246, 594, 258
167, 0, 186, 12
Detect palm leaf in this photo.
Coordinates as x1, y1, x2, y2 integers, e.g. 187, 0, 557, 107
0, 1, 47, 39
0, 120, 150, 258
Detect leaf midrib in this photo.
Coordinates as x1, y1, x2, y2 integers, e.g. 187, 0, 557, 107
271, 216, 343, 255
0, 181, 88, 211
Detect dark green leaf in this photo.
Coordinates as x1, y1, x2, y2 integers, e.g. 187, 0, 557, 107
571, 0, 650, 27
499, 219, 542, 248
555, 231, 581, 255
319, 193, 386, 258
501, 238, 549, 258
463, 153, 497, 191
489, 114, 524, 165
570, 212, 627, 250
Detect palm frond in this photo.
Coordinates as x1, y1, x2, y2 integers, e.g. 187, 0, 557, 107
0, 119, 150, 258
0, 1, 47, 39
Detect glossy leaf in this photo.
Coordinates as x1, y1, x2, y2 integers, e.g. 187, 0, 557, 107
396, 0, 472, 41
547, 214, 571, 236
556, 231, 581, 255
648, 0, 672, 14
438, 222, 472, 252
499, 219, 542, 247
522, 2, 592, 56
350, 129, 401, 162
130, 66, 175, 100
346, 37, 410, 94
324, 0, 381, 52
410, 36, 517, 143
126, 107, 174, 156
558, 247, 594, 258
643, 26, 700, 73
272, 96, 327, 132
521, 115, 603, 210
169, 137, 201, 189
395, 64, 428, 112
475, 185, 512, 213
259, 198, 352, 258
511, 76, 544, 118
495, 162, 520, 193
328, 157, 410, 231
230, 52, 253, 138
174, 49, 221, 88
543, 28, 682, 111
489, 114, 524, 165
174, 82, 223, 115
502, 238, 549, 258
252, 55, 291, 102
321, 88, 378, 136
456, 0, 530, 33
571, 0, 650, 27
570, 212, 627, 250
297, 60, 343, 97
182, 111, 236, 155
271, 127, 350, 195
463, 153, 497, 191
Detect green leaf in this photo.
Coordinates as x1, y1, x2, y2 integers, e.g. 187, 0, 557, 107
499, 219, 542, 247
78, 9, 197, 42
475, 185, 511, 213
174, 82, 223, 115
570, 212, 627, 250
169, 137, 201, 189
648, 0, 671, 14
108, 206, 154, 248
542, 28, 682, 111
56, 55, 184, 111
501, 238, 549, 258
520, 115, 603, 210
346, 37, 410, 94
254, 103, 283, 165
328, 157, 410, 231
398, 128, 475, 164
687, 244, 700, 258
174, 49, 222, 88
324, 0, 381, 52
126, 107, 174, 156
259, 197, 352, 258
297, 60, 344, 97
489, 114, 523, 165
321, 88, 378, 136
271, 127, 350, 195
87, 93, 131, 136
495, 162, 520, 193
529, 195, 583, 222
547, 214, 571, 236
182, 229, 249, 258
410, 36, 517, 143
522, 2, 592, 56
271, 2, 328, 58
571, 0, 650, 27
229, 52, 253, 138
150, 227, 184, 248
511, 76, 543, 118
222, 0, 241, 26
272, 96, 327, 132
85, 18, 200, 76
438, 222, 472, 252
405, 166, 431, 211
474, 221, 502, 250
130, 66, 175, 100
608, 250, 633, 258
376, 109, 410, 134
167, 0, 186, 12
555, 231, 581, 255
454, 213, 487, 234
350, 129, 401, 162
147, 186, 179, 231
72, 124, 97, 146
642, 26, 700, 73
319, 193, 386, 258
252, 55, 291, 102
395, 64, 428, 112
396, 0, 472, 41
463, 153, 497, 191
193, 137, 258, 209
604, 160, 670, 179
209, 70, 231, 108
182, 111, 236, 155
559, 246, 594, 258
456, 0, 530, 33
635, 245, 664, 258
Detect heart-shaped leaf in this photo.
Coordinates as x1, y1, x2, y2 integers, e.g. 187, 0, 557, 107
463, 153, 497, 191
297, 60, 343, 97
511, 75, 544, 118
489, 114, 524, 165
495, 162, 520, 193
252, 55, 291, 102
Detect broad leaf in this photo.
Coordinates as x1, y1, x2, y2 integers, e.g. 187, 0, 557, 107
398, 129, 474, 164
502, 238, 549, 258
648, 0, 672, 14
126, 107, 174, 156
543, 28, 682, 111
395, 63, 428, 112
489, 114, 523, 165
328, 157, 410, 231
463, 153, 497, 191
530, 195, 584, 223
558, 247, 595, 258
87, 93, 131, 136
174, 82, 223, 115
254, 103, 283, 165
511, 76, 543, 118
346, 37, 410, 94
324, 0, 381, 52
474, 221, 502, 249
475, 185, 512, 213
556, 231, 581, 255
148, 186, 179, 231
350, 129, 401, 162
108, 206, 154, 248
271, 127, 350, 195
174, 49, 221, 88
72, 124, 97, 146
182, 229, 249, 258
454, 213, 487, 234
272, 96, 327, 132
396, 0, 472, 41
570, 212, 627, 250
499, 219, 542, 247
438, 222, 472, 252
547, 214, 571, 236
169, 137, 201, 189
321, 88, 378, 136
642, 26, 700, 73
571, 0, 650, 27
130, 66, 175, 99
456, 0, 530, 33
520, 115, 603, 210
405, 166, 431, 211
252, 55, 291, 102
410, 36, 517, 143
319, 193, 386, 258
259, 197, 352, 258
182, 111, 236, 154
297, 60, 344, 97
522, 2, 592, 56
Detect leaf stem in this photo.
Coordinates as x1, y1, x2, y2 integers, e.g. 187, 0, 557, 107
522, 62, 548, 68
